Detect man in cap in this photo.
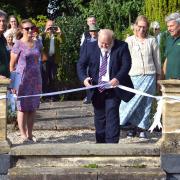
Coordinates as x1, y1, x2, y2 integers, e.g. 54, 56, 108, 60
80, 24, 99, 55
80, 16, 97, 46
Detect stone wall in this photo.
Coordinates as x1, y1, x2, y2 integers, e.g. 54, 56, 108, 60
159, 80, 180, 178
0, 78, 11, 175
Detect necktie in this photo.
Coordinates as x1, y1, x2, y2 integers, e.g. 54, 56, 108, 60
98, 51, 108, 92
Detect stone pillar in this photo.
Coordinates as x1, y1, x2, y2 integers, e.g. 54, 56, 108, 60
0, 78, 11, 153
159, 80, 180, 179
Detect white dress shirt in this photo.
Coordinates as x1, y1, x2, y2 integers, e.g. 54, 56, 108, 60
49, 34, 55, 56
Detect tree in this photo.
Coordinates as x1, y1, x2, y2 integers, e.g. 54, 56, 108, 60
0, 0, 48, 18
70, 0, 144, 39
144, 0, 180, 26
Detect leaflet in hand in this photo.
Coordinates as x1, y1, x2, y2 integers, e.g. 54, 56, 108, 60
9, 71, 21, 90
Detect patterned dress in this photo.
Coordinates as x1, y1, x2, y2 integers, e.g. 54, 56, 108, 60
12, 40, 42, 112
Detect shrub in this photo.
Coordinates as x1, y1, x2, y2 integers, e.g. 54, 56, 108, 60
55, 16, 85, 99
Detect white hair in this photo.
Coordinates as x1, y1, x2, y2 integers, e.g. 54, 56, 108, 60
0, 10, 7, 19
150, 21, 160, 29
98, 29, 114, 39
165, 12, 180, 24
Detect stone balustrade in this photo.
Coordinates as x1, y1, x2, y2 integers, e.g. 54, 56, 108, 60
159, 80, 180, 179
0, 78, 11, 153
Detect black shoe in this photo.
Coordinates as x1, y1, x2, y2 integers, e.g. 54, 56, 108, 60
127, 129, 137, 138
83, 97, 91, 104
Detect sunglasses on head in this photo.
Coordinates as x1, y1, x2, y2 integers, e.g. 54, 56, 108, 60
23, 26, 36, 31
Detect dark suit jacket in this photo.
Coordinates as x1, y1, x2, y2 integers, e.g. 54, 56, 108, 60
77, 39, 134, 102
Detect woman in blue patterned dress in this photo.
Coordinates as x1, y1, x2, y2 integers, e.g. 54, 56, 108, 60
119, 16, 161, 138
10, 19, 42, 143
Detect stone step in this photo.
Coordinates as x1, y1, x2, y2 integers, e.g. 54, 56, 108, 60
36, 104, 93, 120
33, 117, 94, 130
33, 101, 94, 130
10, 143, 160, 169
8, 167, 166, 180
39, 101, 90, 109
12, 156, 160, 169
10, 143, 160, 156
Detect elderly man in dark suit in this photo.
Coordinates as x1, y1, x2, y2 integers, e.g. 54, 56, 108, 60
77, 29, 134, 143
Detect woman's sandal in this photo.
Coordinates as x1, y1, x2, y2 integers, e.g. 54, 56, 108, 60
28, 136, 37, 142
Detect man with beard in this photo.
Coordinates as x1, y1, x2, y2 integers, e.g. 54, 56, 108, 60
0, 10, 9, 78
77, 29, 134, 143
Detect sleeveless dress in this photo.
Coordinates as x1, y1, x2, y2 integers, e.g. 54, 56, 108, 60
12, 40, 42, 111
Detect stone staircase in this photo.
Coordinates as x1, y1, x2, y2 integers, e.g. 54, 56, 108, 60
7, 101, 166, 180
34, 101, 94, 130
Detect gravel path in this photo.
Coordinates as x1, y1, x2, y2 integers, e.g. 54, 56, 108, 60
7, 128, 161, 145
7, 101, 161, 145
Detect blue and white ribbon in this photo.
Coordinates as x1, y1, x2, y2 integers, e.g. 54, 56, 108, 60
1, 83, 180, 132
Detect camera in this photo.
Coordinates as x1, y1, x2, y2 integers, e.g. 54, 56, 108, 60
49, 26, 58, 31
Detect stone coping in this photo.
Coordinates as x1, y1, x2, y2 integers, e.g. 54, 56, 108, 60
9, 167, 166, 178
158, 79, 180, 85
0, 78, 11, 85
10, 143, 160, 156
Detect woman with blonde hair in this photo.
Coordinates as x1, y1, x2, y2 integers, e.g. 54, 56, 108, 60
120, 15, 161, 138
10, 19, 42, 143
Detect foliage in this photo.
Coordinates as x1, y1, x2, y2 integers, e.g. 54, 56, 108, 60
7, 105, 17, 124
159, 30, 170, 63
55, 16, 85, 92
144, 0, 180, 27
121, 25, 134, 40
2, 0, 144, 39
0, 2, 20, 16
70, 0, 144, 39
30, 15, 48, 32
83, 164, 98, 168
0, 0, 48, 18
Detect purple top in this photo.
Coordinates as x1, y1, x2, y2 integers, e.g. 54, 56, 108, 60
12, 40, 42, 111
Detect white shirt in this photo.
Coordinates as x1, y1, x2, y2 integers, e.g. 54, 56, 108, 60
80, 33, 85, 46
49, 34, 55, 56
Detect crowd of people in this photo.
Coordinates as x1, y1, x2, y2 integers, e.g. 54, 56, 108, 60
0, 8, 179, 144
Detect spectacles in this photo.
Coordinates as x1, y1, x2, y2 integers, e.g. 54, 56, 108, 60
23, 26, 36, 31
137, 25, 147, 29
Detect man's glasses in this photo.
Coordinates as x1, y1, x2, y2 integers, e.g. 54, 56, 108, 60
23, 26, 36, 31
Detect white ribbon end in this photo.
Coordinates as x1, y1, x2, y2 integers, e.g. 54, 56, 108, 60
148, 98, 163, 133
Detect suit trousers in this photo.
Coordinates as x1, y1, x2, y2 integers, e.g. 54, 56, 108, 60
92, 89, 121, 143
41, 55, 57, 93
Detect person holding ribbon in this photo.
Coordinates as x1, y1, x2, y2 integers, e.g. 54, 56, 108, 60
119, 15, 161, 138
77, 29, 134, 143
10, 19, 42, 143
